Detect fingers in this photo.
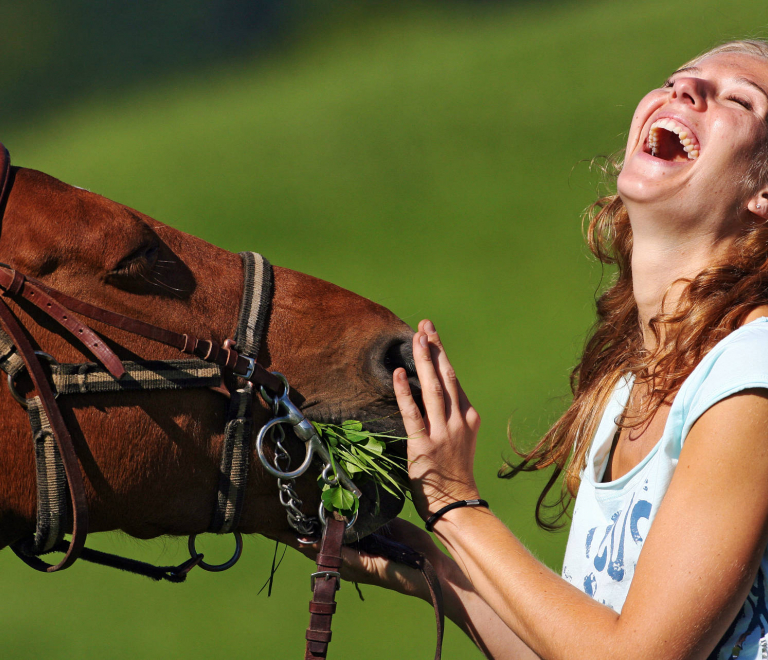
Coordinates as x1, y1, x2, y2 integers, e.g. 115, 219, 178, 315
393, 367, 427, 440
413, 329, 448, 427
416, 319, 475, 421
422, 320, 465, 415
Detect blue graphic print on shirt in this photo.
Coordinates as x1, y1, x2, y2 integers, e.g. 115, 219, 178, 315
581, 493, 653, 600
562, 319, 768, 659
711, 569, 768, 660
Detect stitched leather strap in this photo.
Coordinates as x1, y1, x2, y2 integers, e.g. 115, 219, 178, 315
0, 269, 125, 379
305, 518, 345, 659
0, 297, 89, 571
0, 265, 283, 393
352, 533, 445, 660
0, 143, 11, 211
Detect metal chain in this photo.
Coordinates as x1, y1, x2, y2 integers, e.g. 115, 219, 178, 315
257, 375, 360, 540
269, 419, 320, 539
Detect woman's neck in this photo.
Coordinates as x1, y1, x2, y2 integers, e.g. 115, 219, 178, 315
630, 218, 736, 350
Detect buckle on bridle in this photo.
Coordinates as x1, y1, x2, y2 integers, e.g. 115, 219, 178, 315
239, 355, 256, 380
310, 570, 341, 591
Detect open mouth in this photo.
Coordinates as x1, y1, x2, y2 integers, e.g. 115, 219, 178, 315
644, 117, 700, 162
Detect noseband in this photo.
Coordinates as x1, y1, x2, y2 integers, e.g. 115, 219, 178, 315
0, 145, 444, 660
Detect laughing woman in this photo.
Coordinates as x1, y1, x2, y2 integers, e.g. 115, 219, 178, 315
345, 40, 768, 659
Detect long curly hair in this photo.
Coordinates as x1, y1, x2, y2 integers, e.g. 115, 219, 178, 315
501, 39, 768, 531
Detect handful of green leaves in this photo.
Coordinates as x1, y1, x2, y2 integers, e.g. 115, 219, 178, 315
311, 420, 409, 517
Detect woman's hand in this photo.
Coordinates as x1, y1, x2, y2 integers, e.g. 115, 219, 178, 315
339, 518, 445, 598
394, 319, 482, 521
280, 518, 447, 601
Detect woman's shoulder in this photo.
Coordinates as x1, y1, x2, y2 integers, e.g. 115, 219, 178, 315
676, 316, 768, 435
702, 316, 768, 370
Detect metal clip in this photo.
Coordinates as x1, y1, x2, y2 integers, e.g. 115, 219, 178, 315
256, 373, 362, 499
311, 570, 341, 591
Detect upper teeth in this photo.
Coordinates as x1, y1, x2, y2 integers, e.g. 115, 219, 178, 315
648, 117, 700, 160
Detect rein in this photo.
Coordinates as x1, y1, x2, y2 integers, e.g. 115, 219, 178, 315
0, 144, 443, 659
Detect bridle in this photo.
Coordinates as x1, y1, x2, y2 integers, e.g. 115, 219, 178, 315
0, 145, 444, 659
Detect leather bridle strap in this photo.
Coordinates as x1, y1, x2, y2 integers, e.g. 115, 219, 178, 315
304, 523, 446, 660
0, 268, 125, 379
0, 266, 283, 394
0, 296, 89, 571
0, 144, 11, 211
305, 517, 345, 659
352, 533, 445, 660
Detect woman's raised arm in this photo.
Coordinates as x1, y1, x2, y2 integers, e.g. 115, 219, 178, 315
388, 319, 768, 660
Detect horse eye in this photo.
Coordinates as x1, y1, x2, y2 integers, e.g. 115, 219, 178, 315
110, 242, 159, 277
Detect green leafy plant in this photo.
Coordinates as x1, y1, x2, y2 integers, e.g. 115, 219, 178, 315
311, 419, 409, 517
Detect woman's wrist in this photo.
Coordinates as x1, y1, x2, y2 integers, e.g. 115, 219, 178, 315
420, 483, 481, 519
425, 498, 490, 531
429, 500, 495, 541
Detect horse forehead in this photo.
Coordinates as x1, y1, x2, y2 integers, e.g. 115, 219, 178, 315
13, 169, 155, 257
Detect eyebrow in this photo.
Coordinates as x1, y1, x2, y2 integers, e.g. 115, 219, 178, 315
669, 66, 768, 103
735, 77, 768, 103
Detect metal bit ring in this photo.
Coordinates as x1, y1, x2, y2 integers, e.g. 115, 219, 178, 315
187, 531, 243, 572
318, 501, 358, 530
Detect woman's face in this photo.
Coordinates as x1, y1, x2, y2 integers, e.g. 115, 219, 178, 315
618, 52, 768, 228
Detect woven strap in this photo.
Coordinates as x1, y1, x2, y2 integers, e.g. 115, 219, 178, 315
24, 397, 68, 554
305, 517, 345, 659
0, 326, 24, 378
0, 329, 66, 555
235, 251, 272, 359
208, 252, 273, 534
49, 359, 222, 395
209, 385, 253, 533
0, 297, 89, 572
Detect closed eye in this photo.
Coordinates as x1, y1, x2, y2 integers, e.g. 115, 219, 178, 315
728, 95, 753, 111
106, 242, 159, 285
113, 243, 158, 274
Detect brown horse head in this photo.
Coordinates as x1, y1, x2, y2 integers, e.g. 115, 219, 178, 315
0, 160, 418, 553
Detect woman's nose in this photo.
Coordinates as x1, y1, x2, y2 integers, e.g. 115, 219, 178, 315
671, 77, 707, 110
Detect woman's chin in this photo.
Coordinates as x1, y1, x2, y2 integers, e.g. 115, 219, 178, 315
617, 158, 694, 206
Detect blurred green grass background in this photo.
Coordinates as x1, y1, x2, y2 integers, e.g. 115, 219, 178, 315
1, 1, 767, 658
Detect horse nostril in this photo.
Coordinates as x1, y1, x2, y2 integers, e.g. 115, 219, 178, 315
383, 339, 416, 378
374, 334, 423, 414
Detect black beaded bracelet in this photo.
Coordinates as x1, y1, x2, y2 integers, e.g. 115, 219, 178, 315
425, 499, 489, 532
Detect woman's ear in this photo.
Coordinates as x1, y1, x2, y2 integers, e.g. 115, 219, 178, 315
747, 188, 768, 220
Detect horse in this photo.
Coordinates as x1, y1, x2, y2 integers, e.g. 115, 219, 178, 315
0, 147, 419, 563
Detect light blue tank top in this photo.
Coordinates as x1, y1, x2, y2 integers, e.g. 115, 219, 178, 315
562, 318, 768, 660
